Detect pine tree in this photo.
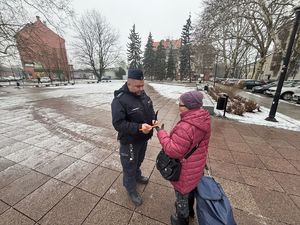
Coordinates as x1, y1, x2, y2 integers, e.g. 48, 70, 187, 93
179, 14, 193, 82
155, 40, 166, 80
143, 32, 155, 80
166, 46, 176, 80
127, 24, 142, 69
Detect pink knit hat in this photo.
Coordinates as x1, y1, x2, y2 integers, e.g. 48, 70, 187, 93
180, 91, 203, 109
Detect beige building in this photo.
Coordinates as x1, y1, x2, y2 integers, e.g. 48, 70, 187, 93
246, 54, 275, 80
245, 53, 300, 81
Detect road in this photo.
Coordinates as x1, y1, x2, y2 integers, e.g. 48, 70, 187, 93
237, 90, 300, 121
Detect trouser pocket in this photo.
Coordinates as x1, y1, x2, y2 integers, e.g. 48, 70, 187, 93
120, 144, 137, 192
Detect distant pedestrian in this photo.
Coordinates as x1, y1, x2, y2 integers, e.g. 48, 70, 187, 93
156, 90, 211, 225
37, 74, 41, 84
111, 69, 157, 206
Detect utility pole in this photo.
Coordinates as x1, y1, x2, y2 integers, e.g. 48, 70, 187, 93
213, 53, 218, 87
266, 6, 300, 122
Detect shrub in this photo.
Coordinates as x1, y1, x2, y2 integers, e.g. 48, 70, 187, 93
231, 100, 245, 115
244, 100, 259, 112
207, 84, 259, 116
208, 87, 219, 101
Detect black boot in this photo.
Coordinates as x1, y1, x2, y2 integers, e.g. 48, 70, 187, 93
188, 189, 195, 218
128, 191, 143, 206
189, 208, 195, 219
170, 214, 189, 225
188, 200, 195, 218
136, 176, 149, 184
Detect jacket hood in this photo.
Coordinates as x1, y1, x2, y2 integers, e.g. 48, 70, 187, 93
180, 108, 210, 132
114, 83, 130, 97
114, 82, 145, 98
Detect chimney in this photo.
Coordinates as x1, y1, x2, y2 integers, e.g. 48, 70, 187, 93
36, 16, 40, 21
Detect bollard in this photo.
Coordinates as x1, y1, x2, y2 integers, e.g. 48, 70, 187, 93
216, 96, 226, 110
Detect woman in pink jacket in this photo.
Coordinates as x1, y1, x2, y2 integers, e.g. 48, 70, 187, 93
156, 90, 211, 225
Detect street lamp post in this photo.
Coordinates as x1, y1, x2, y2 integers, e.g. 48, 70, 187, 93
266, 6, 300, 122
213, 53, 218, 87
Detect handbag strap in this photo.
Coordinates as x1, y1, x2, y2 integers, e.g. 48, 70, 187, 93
183, 143, 200, 159
204, 164, 211, 177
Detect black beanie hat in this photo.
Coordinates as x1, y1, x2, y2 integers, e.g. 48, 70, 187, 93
128, 69, 144, 80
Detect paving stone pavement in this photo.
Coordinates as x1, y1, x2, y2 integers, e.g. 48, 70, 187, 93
0, 82, 299, 225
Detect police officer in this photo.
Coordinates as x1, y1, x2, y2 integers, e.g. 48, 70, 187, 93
111, 69, 156, 206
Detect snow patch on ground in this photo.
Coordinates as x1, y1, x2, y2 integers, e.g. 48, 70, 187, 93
148, 83, 300, 131
149, 83, 195, 100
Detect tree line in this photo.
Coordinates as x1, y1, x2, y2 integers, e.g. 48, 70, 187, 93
127, 15, 193, 82
195, 0, 298, 80
2, 0, 299, 81
127, 0, 299, 81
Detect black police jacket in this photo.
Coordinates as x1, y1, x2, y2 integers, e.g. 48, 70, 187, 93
111, 83, 156, 144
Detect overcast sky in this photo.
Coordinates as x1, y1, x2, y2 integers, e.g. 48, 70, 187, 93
68, 0, 203, 63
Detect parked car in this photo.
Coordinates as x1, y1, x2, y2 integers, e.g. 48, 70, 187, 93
252, 82, 277, 93
292, 86, 300, 103
215, 77, 226, 83
40, 77, 51, 83
243, 80, 265, 89
1, 76, 17, 81
252, 81, 295, 94
293, 93, 300, 104
266, 83, 300, 100
101, 76, 111, 82
222, 78, 239, 86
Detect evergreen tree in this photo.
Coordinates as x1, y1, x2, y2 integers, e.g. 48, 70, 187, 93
127, 24, 142, 69
115, 67, 126, 79
155, 40, 166, 80
143, 32, 155, 80
166, 46, 176, 80
179, 14, 193, 82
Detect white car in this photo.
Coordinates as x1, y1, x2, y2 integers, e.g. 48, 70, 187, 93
266, 84, 300, 100
40, 77, 51, 83
292, 89, 300, 104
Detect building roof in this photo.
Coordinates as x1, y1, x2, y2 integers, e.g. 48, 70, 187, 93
153, 39, 181, 49
16, 16, 64, 42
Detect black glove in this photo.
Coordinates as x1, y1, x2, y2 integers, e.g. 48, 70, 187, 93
155, 123, 164, 132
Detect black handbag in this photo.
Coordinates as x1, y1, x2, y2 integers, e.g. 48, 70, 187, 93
156, 143, 199, 181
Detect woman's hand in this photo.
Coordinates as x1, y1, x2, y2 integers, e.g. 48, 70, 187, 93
155, 123, 164, 132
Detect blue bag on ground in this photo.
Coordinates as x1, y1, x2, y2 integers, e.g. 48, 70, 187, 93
196, 176, 237, 225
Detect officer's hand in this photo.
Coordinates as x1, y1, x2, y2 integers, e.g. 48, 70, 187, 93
141, 123, 152, 134
152, 120, 158, 126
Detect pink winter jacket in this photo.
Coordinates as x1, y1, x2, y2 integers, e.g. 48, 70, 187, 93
157, 108, 211, 194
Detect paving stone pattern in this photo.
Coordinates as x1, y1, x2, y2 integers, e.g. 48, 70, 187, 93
0, 83, 299, 225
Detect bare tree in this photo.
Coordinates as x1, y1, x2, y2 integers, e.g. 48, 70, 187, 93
195, 0, 296, 80
233, 0, 296, 79
73, 10, 120, 82
0, 0, 73, 57
195, 0, 254, 78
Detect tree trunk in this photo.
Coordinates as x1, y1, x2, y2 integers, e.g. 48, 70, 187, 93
254, 57, 266, 80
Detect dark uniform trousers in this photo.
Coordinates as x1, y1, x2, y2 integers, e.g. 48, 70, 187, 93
119, 141, 148, 193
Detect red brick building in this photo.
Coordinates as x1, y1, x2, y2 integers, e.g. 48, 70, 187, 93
153, 39, 182, 79
153, 39, 181, 50
15, 16, 70, 81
